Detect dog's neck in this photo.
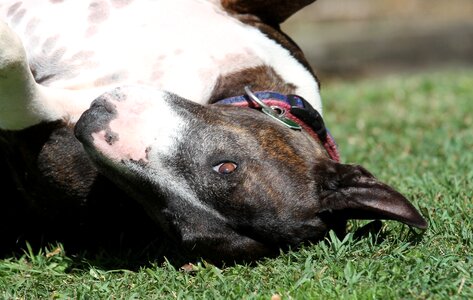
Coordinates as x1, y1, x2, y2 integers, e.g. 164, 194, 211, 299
214, 88, 340, 162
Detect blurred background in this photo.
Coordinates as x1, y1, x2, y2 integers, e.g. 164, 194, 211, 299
282, 0, 473, 81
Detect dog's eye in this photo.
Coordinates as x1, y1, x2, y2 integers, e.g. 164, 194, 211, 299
213, 162, 238, 174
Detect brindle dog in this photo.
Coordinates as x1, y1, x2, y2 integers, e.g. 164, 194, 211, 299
0, 0, 426, 263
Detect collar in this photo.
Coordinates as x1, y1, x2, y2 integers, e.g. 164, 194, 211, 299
213, 88, 340, 162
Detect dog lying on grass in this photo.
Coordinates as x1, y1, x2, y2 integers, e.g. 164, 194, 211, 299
0, 0, 426, 262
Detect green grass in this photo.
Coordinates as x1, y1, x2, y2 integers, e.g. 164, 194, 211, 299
1, 69, 472, 299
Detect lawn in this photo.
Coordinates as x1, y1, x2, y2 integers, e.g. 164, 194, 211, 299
1, 69, 472, 299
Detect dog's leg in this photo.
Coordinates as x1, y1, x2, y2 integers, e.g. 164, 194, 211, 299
0, 21, 103, 130
0, 20, 44, 129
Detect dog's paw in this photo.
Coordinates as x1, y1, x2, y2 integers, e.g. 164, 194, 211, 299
0, 20, 27, 70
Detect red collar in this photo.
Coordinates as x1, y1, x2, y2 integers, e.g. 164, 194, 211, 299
213, 88, 340, 162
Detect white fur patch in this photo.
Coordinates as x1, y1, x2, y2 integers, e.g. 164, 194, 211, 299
223, 24, 322, 114
90, 87, 186, 162
1, 0, 322, 129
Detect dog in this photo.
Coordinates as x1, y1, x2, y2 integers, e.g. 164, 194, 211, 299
0, 0, 427, 262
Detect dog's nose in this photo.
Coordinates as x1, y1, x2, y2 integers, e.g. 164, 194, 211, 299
74, 93, 118, 147
74, 85, 191, 163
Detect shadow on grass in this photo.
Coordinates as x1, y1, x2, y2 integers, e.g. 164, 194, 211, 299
0, 149, 194, 270
0, 222, 190, 272
0, 209, 428, 272
0, 190, 191, 271
350, 219, 427, 248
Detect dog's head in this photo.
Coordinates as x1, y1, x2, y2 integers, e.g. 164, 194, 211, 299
75, 0, 427, 262
75, 85, 426, 262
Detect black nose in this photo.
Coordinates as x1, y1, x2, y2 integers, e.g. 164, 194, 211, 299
74, 95, 118, 146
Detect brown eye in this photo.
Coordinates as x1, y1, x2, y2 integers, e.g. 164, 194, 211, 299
213, 162, 238, 174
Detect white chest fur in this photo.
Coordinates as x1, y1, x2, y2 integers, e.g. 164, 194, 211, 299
0, 0, 321, 129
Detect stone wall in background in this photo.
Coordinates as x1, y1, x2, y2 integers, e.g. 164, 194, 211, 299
282, 0, 473, 79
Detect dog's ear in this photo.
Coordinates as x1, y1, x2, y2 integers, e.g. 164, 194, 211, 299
315, 161, 428, 229
221, 0, 316, 24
